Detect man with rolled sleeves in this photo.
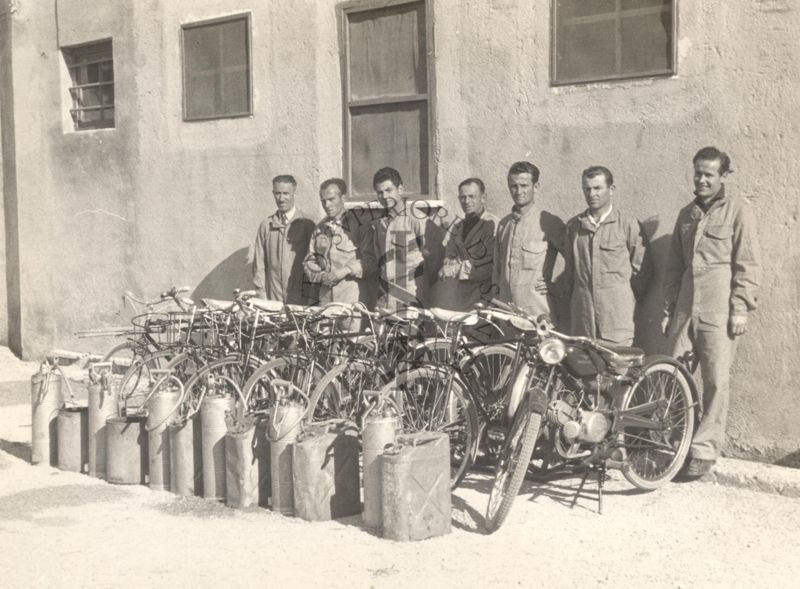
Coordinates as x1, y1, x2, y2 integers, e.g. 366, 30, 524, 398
303, 178, 375, 305
492, 161, 566, 318
663, 147, 761, 479
438, 177, 499, 311
564, 166, 649, 345
252, 174, 316, 305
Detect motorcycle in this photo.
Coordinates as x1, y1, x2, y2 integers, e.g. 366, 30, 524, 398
484, 301, 696, 532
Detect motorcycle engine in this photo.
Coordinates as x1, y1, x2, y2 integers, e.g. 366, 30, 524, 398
547, 371, 612, 450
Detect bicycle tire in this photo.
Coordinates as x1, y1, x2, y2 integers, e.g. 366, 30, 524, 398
241, 355, 326, 415
115, 348, 175, 409
380, 366, 479, 489
485, 407, 542, 533
180, 355, 262, 419
461, 344, 517, 423
306, 359, 390, 425
620, 358, 695, 490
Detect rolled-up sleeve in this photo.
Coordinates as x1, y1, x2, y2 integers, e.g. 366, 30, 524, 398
730, 203, 761, 316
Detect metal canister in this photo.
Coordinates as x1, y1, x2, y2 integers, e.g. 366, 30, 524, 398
31, 369, 62, 466
292, 422, 360, 521
87, 374, 119, 479
225, 425, 260, 509
201, 396, 235, 500
168, 416, 202, 497
106, 415, 148, 485
381, 432, 452, 541
147, 386, 181, 491
362, 410, 400, 529
57, 406, 88, 473
268, 401, 305, 516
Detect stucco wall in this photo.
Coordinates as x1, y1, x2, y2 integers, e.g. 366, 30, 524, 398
4, 0, 799, 462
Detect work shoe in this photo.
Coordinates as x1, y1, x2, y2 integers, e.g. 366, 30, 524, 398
682, 458, 716, 479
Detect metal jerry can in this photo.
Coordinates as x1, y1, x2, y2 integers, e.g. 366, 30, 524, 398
292, 421, 360, 521
106, 415, 148, 485
57, 406, 88, 473
381, 432, 452, 541
269, 401, 305, 516
362, 399, 400, 529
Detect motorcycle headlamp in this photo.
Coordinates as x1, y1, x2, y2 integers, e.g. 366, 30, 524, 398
538, 337, 566, 365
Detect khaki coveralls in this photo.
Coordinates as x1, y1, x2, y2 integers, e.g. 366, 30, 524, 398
252, 209, 316, 305
438, 211, 499, 311
373, 210, 429, 310
663, 186, 760, 461
303, 211, 375, 305
564, 207, 649, 345
492, 204, 566, 318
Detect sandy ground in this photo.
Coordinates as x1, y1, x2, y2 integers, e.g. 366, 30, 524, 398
1, 357, 800, 588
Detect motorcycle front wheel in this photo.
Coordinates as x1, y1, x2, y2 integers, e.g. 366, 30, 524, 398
620, 358, 695, 490
485, 403, 542, 533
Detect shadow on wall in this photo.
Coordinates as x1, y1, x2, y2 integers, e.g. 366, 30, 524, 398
192, 247, 252, 302
633, 215, 673, 355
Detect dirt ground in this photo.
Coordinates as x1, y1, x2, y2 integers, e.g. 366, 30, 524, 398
2, 359, 800, 588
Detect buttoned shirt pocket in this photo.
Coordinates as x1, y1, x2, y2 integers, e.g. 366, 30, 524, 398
521, 241, 547, 270
701, 224, 733, 262
598, 232, 629, 280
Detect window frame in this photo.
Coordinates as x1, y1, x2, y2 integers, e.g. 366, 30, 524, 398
550, 0, 678, 87
338, 0, 436, 202
63, 39, 115, 131
180, 12, 253, 122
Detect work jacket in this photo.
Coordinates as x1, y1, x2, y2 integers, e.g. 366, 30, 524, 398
492, 204, 566, 317
252, 210, 315, 305
663, 186, 761, 330
373, 210, 430, 310
303, 211, 375, 305
439, 210, 499, 311
564, 207, 649, 344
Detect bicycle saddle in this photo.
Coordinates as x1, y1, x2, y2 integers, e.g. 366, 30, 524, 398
427, 307, 479, 326
598, 343, 645, 367
201, 298, 236, 312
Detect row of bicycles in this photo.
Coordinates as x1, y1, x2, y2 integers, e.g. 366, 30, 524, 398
79, 286, 696, 532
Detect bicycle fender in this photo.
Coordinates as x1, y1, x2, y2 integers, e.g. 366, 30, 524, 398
527, 386, 548, 415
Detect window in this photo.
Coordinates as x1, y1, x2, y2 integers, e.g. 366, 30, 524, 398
342, 0, 432, 199
552, 0, 675, 85
182, 14, 252, 120
63, 40, 115, 131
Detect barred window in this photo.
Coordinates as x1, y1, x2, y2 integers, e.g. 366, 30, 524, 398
63, 40, 114, 131
552, 0, 675, 85
342, 0, 433, 200
182, 14, 252, 121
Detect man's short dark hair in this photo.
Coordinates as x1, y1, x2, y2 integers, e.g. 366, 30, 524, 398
507, 161, 540, 184
320, 177, 347, 195
582, 165, 614, 187
273, 174, 297, 187
372, 167, 403, 189
693, 146, 732, 174
458, 177, 485, 193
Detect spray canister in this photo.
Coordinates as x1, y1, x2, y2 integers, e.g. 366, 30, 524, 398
31, 364, 63, 466
57, 406, 88, 473
269, 397, 306, 516
361, 390, 400, 529
146, 371, 182, 491
168, 415, 202, 497
201, 395, 235, 500
106, 415, 148, 485
87, 363, 119, 479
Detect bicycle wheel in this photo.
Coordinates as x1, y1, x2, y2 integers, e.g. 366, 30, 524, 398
181, 355, 262, 419
620, 358, 695, 490
381, 366, 478, 489
115, 349, 175, 411
241, 355, 326, 414
102, 341, 148, 376
485, 404, 542, 533
306, 359, 389, 425
461, 344, 517, 424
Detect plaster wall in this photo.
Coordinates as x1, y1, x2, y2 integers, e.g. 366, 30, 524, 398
3, 0, 799, 462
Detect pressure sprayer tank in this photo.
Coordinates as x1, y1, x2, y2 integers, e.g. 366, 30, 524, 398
168, 416, 203, 497
381, 431, 452, 541
269, 401, 305, 515
87, 365, 119, 479
57, 406, 88, 473
292, 421, 360, 521
106, 415, 148, 485
31, 369, 62, 466
361, 396, 400, 529
201, 396, 235, 500
146, 380, 181, 491
225, 417, 269, 509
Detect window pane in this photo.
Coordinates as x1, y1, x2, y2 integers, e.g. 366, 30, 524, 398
185, 72, 219, 119
81, 87, 103, 107
621, 0, 670, 9
185, 25, 221, 73
350, 102, 429, 197
99, 61, 114, 82
349, 1, 427, 100
621, 11, 671, 74
557, 0, 616, 19
221, 69, 249, 114
557, 20, 616, 82
221, 19, 248, 67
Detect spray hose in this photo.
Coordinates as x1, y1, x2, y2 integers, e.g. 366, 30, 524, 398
143, 370, 186, 432
268, 379, 310, 442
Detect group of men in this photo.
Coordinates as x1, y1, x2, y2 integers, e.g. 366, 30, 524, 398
252, 146, 761, 480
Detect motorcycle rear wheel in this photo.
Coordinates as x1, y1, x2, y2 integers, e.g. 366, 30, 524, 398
620, 359, 695, 490
485, 405, 542, 533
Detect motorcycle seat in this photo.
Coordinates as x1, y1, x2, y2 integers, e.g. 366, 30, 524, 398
600, 343, 645, 367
